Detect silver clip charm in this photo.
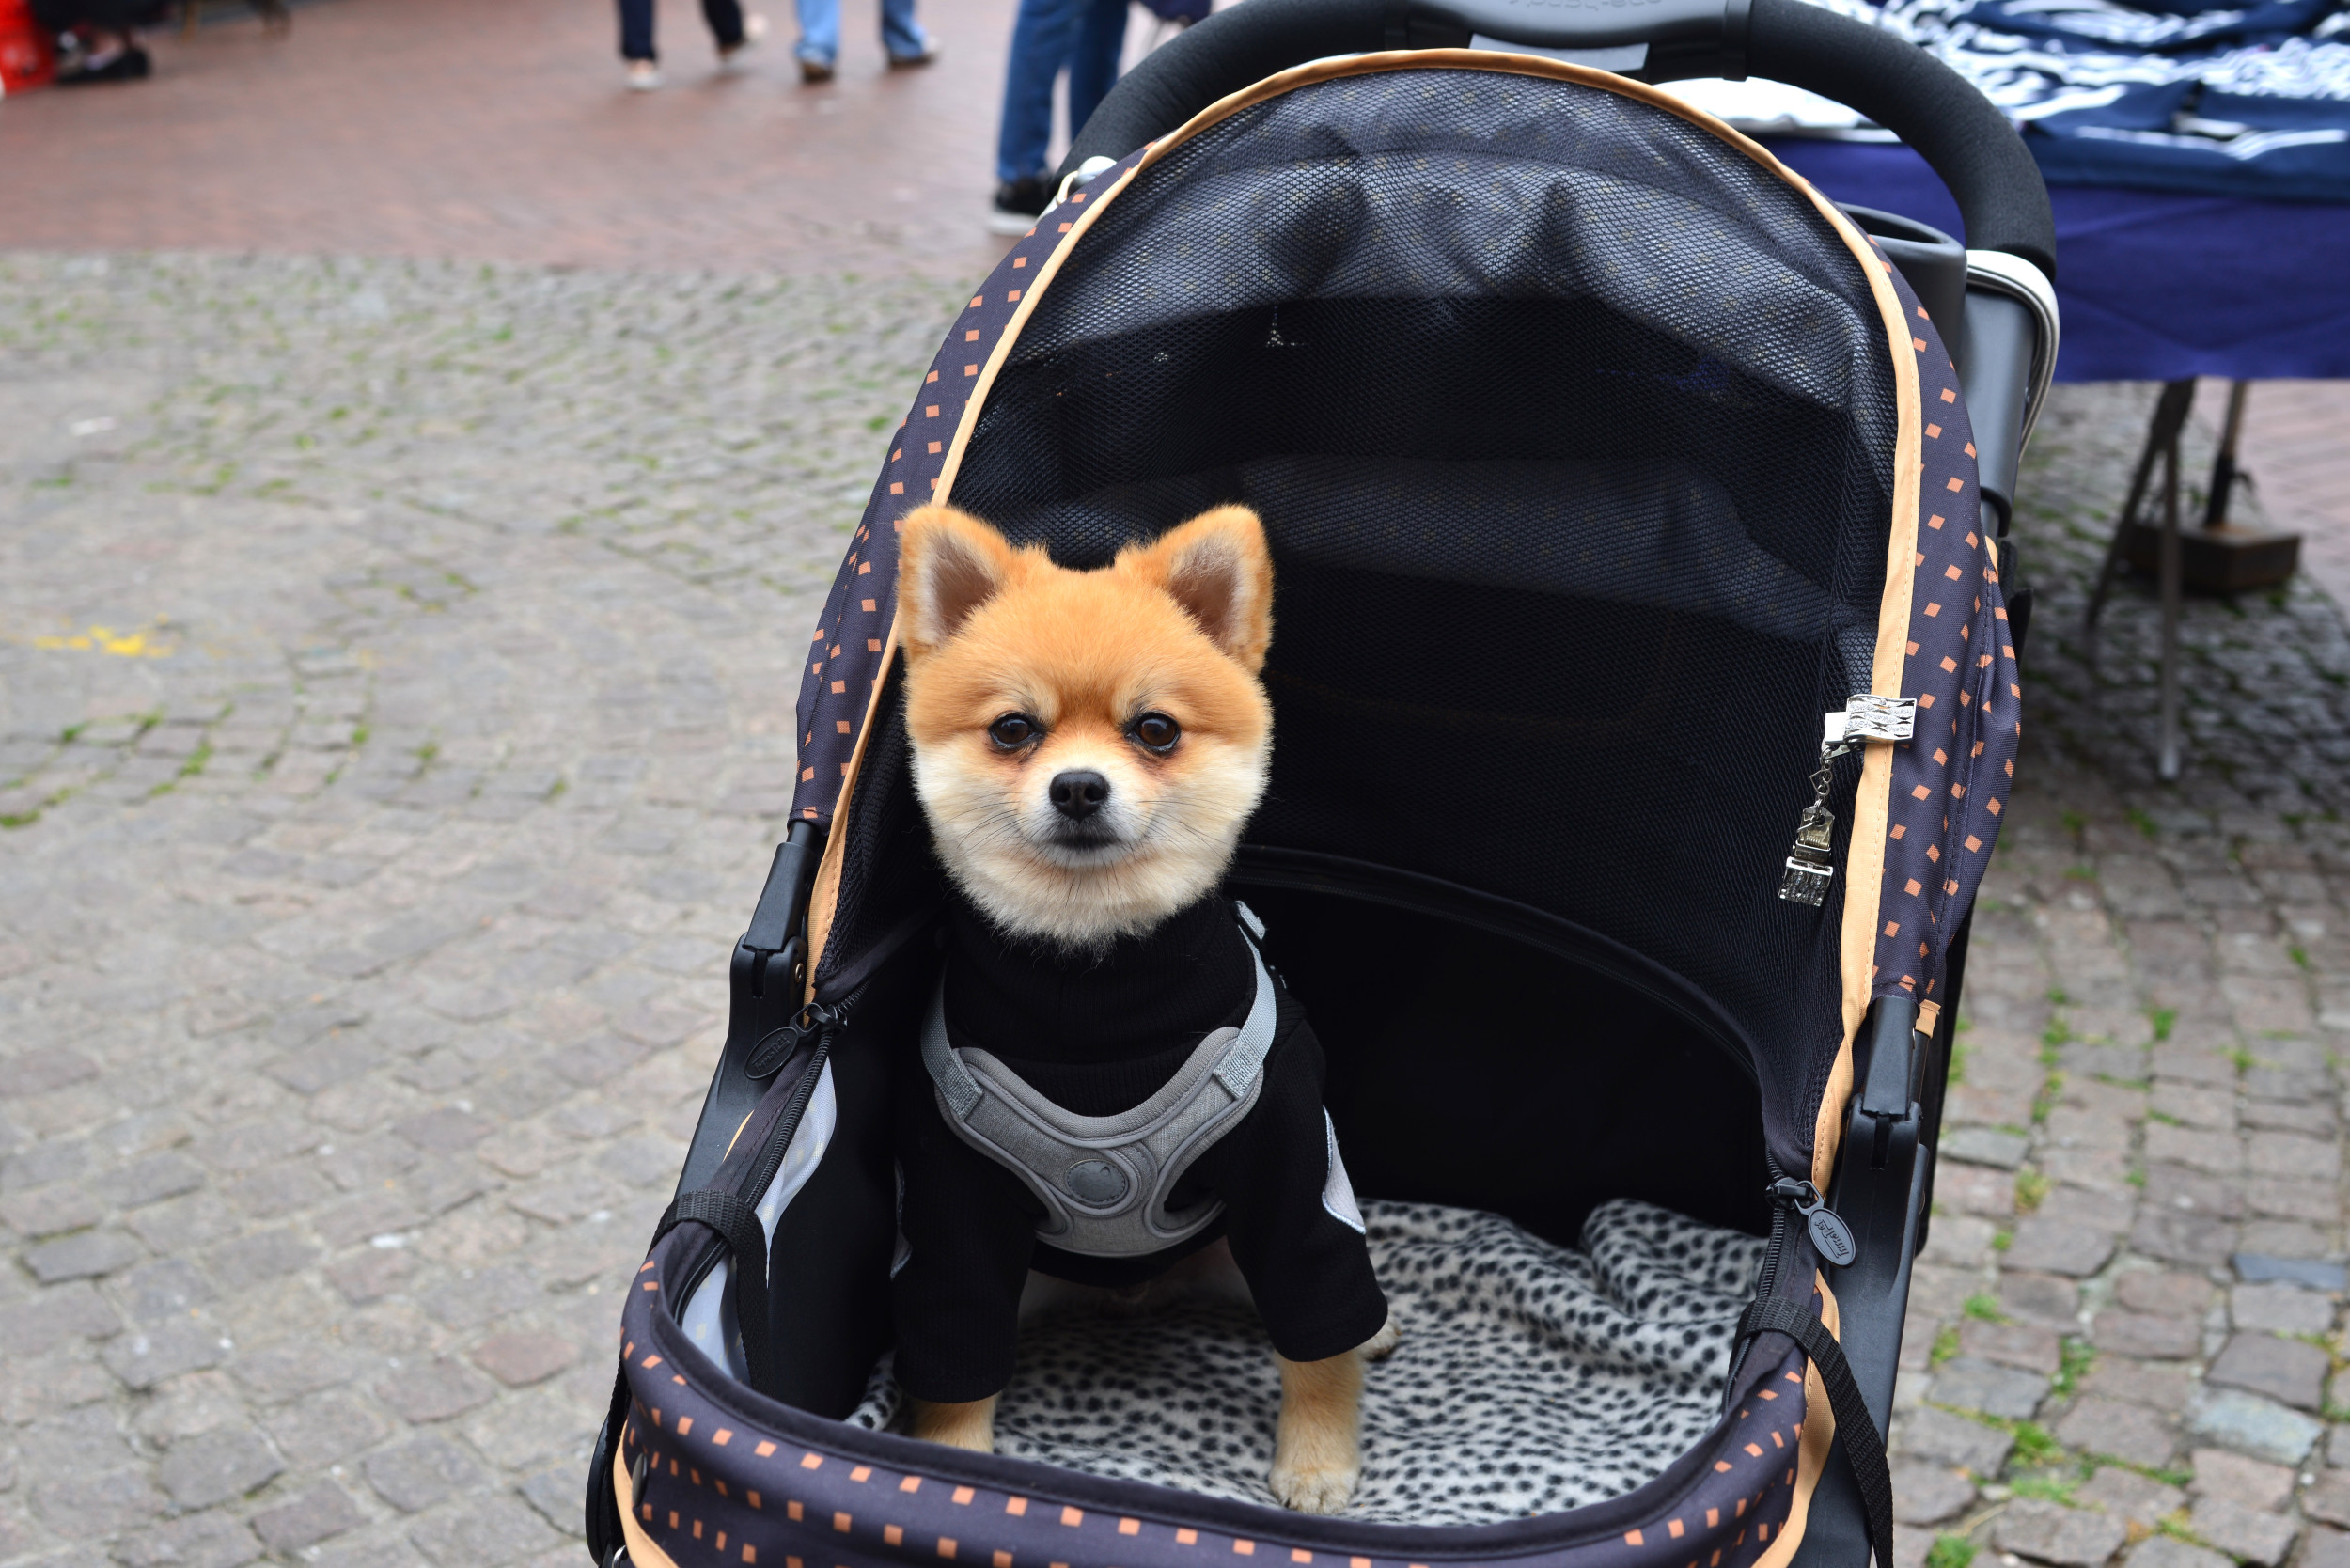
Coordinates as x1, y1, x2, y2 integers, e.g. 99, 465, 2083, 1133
1781, 694, 1912, 906
1839, 693, 1918, 745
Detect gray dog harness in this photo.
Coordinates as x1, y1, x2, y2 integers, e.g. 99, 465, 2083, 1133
920, 919, 1283, 1259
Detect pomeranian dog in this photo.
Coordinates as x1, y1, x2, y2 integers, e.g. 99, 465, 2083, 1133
886, 502, 1396, 1513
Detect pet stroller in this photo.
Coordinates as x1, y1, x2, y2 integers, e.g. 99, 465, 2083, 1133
586, 0, 2060, 1560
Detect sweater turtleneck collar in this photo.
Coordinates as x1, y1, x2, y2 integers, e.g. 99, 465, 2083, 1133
941, 888, 1256, 1071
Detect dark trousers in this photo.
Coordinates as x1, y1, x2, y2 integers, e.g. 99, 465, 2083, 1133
618, 0, 745, 60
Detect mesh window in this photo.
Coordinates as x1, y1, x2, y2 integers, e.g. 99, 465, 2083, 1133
946, 67, 1898, 1153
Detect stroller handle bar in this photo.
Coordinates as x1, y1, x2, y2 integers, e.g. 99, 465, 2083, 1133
1061, 0, 2058, 282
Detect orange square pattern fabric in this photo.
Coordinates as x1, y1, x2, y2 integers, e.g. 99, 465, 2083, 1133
1868, 238, 2022, 1003
785, 148, 1152, 823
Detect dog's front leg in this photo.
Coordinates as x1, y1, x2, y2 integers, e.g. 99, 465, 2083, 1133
1269, 1350, 1363, 1514
909, 1395, 999, 1452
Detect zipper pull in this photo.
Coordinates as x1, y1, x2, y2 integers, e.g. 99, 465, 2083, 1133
1769, 1176, 1857, 1267
745, 999, 843, 1079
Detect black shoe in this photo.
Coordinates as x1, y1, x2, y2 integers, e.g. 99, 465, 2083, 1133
988, 176, 1052, 236
58, 44, 150, 83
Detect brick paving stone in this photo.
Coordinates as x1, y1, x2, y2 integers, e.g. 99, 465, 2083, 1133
2060, 1396, 2185, 1468
376, 1356, 498, 1424
2081, 1359, 2197, 1414
2190, 1449, 2299, 1511
1893, 1462, 1978, 1525
1897, 1407, 2017, 1475
2307, 1528, 2350, 1568
2233, 1284, 2338, 1336
2211, 1335, 2333, 1412
1997, 1497, 2131, 1567
2123, 1539, 2232, 1568
2077, 1467, 2187, 1532
2187, 1388, 2325, 1466
2192, 1497, 2302, 1566
1946, 1127, 2033, 1168
1933, 1356, 2053, 1419
252, 1482, 368, 1553
112, 1512, 264, 1568
2004, 1273, 2087, 1329
156, 1428, 285, 1509
364, 1435, 484, 1514
1965, 1317, 2064, 1372
2092, 1310, 2204, 1359
2010, 1215, 2124, 1277
2306, 1473, 2350, 1529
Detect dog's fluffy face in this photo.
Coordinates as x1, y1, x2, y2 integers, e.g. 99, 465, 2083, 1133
896, 505, 1274, 951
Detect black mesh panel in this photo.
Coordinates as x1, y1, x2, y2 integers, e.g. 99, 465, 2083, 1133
939, 68, 1895, 1158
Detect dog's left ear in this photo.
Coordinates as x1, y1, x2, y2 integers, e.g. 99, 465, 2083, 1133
1121, 507, 1274, 673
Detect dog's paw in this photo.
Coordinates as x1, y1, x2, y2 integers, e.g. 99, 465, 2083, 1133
1270, 1456, 1360, 1514
909, 1396, 997, 1452
1360, 1314, 1402, 1362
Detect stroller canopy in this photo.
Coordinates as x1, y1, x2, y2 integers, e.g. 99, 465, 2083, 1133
792, 54, 2018, 1185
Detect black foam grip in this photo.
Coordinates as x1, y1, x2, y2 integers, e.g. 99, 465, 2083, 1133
1742, 0, 2054, 278
1740, 1296, 1896, 1568
1059, 0, 2053, 280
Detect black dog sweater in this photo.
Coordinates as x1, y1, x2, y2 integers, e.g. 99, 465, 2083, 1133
890, 891, 1389, 1404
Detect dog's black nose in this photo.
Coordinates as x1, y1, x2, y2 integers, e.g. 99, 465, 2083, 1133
1049, 770, 1110, 821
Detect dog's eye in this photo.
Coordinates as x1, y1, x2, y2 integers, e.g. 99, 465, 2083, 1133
988, 713, 1038, 749
1130, 713, 1181, 753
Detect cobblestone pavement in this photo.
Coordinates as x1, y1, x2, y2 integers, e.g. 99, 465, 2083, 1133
4, 249, 2350, 1568
1886, 384, 2350, 1568
0, 0, 1020, 279
0, 250, 962, 1566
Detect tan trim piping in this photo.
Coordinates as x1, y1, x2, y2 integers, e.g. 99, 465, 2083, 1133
805, 52, 1927, 1156
801, 158, 1155, 996
615, 1446, 683, 1568
1810, 196, 1922, 1190
1753, 1273, 1843, 1568
1126, 46, 1921, 1188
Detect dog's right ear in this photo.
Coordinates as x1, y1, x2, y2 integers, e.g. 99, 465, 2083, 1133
899, 507, 1019, 654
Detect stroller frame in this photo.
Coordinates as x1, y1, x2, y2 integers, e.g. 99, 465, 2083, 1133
588, 7, 2058, 1564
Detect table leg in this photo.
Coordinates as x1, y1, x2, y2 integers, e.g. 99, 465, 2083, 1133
2157, 416, 2184, 783
2087, 378, 2196, 631
2201, 379, 2250, 532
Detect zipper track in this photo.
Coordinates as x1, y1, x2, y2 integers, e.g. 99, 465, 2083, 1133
669, 993, 858, 1318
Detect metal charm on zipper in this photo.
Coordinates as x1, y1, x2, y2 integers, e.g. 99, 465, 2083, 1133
1769, 1175, 1857, 1267
1778, 693, 1918, 907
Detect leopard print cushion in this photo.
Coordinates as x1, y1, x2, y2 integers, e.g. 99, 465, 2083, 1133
848, 1199, 1764, 1525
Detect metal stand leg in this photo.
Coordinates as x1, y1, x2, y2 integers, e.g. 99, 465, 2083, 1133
2157, 418, 2184, 782
2202, 379, 2250, 532
2087, 379, 2197, 630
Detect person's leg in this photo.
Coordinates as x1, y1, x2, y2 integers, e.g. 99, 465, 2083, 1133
1065, 0, 1127, 142
618, 0, 655, 59
795, 0, 838, 68
879, 0, 931, 64
995, 0, 1082, 185
701, 0, 746, 47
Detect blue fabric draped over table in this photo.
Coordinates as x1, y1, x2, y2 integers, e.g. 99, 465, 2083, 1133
1768, 139, 2350, 381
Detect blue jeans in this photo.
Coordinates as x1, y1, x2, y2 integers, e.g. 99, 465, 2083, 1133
995, 0, 1126, 184
794, 0, 928, 67
618, 0, 744, 60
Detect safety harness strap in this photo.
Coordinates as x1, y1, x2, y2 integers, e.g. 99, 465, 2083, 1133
1737, 1296, 1894, 1568
658, 1189, 776, 1396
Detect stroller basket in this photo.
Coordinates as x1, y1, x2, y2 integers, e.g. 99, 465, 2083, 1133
588, 3, 2055, 1564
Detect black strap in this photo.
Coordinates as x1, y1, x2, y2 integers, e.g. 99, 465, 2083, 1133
1738, 1297, 1894, 1568
662, 1188, 776, 1397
